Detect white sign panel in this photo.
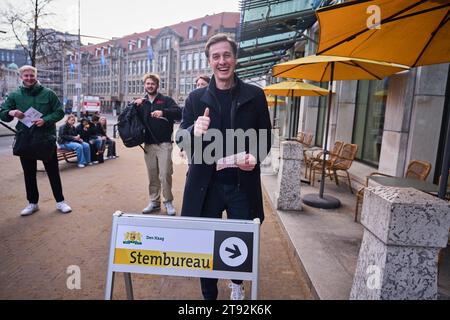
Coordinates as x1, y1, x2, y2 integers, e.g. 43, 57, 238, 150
105, 212, 260, 300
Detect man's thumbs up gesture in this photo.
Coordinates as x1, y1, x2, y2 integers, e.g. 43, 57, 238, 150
194, 107, 210, 137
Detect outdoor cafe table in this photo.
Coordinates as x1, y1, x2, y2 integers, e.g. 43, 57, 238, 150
368, 176, 439, 196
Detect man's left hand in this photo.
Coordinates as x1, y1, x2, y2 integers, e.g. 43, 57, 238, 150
151, 110, 163, 118
237, 154, 257, 171
33, 119, 45, 127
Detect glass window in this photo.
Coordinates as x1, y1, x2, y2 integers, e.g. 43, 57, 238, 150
187, 53, 193, 70
186, 77, 192, 93
188, 27, 194, 39
181, 54, 186, 71
159, 56, 167, 72
315, 82, 328, 147
352, 79, 388, 166
180, 78, 185, 94
201, 24, 208, 37
193, 52, 199, 70
200, 53, 207, 69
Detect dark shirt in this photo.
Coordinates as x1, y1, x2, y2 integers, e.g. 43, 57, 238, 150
212, 87, 239, 185
135, 93, 181, 144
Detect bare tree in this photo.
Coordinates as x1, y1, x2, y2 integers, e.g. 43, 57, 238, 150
0, 0, 58, 66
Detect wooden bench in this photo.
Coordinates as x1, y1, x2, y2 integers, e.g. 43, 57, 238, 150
37, 148, 77, 172
56, 148, 78, 163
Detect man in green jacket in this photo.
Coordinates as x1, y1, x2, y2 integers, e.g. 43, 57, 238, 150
0, 65, 72, 216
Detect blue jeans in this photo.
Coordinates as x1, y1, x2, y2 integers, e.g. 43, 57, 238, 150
200, 182, 250, 300
60, 142, 91, 165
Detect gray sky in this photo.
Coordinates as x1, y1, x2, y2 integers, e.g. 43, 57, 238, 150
0, 0, 240, 47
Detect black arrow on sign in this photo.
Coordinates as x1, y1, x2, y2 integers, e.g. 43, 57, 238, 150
225, 244, 241, 259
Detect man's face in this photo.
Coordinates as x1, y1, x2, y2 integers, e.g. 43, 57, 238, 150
20, 70, 37, 87
208, 41, 236, 83
196, 78, 209, 89
144, 78, 158, 96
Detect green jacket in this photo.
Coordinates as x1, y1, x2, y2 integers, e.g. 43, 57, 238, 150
0, 82, 64, 135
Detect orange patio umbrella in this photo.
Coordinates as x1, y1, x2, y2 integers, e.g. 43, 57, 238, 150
316, 0, 450, 67
315, 0, 450, 198
272, 55, 409, 209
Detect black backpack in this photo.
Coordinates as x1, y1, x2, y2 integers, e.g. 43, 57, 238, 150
117, 105, 145, 148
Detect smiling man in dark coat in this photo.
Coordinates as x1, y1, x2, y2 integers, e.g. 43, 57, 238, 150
177, 34, 272, 300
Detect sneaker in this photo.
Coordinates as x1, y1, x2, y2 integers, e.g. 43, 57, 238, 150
142, 202, 160, 214
56, 201, 72, 214
87, 162, 94, 166
164, 201, 176, 216
77, 164, 85, 168
93, 161, 99, 164
21, 203, 39, 216
229, 282, 245, 300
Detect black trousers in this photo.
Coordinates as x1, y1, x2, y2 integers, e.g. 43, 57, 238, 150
200, 182, 250, 300
20, 149, 65, 204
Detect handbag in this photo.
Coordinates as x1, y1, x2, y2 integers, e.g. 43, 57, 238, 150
13, 126, 56, 162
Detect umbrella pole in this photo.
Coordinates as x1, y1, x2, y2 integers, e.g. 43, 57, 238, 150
302, 62, 341, 209
319, 71, 334, 198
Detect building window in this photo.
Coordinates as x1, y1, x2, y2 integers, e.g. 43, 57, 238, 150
201, 24, 208, 37
186, 77, 192, 93
315, 82, 328, 147
138, 39, 142, 49
193, 52, 199, 70
180, 78, 185, 94
200, 53, 207, 69
188, 27, 194, 39
165, 38, 170, 50
181, 54, 186, 71
187, 53, 193, 70
352, 79, 388, 167
159, 55, 167, 72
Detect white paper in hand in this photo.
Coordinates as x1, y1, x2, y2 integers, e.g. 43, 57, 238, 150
216, 152, 246, 171
19, 107, 43, 128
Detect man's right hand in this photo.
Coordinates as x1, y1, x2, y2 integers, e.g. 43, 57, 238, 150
194, 108, 210, 137
133, 98, 144, 106
8, 110, 25, 119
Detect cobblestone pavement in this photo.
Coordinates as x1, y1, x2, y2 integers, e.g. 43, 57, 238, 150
0, 140, 314, 300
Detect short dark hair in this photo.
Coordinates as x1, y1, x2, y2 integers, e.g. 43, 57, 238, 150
204, 33, 237, 59
195, 75, 211, 85
91, 115, 100, 122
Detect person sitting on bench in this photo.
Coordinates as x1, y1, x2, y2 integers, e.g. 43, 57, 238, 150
98, 116, 117, 159
76, 118, 102, 164
58, 114, 92, 168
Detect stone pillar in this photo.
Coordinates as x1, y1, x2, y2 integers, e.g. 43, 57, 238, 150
275, 141, 302, 211
350, 186, 450, 300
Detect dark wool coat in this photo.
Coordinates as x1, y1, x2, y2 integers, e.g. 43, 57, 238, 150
178, 74, 272, 222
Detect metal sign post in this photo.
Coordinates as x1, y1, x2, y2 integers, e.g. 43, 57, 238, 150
105, 211, 260, 300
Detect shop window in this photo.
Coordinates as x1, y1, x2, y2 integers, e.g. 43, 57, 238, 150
352, 79, 388, 167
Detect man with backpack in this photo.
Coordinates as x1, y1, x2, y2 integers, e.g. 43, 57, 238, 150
132, 73, 182, 216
